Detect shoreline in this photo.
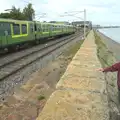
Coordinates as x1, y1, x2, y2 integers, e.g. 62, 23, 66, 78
98, 30, 120, 45
98, 30, 120, 44
97, 30, 120, 61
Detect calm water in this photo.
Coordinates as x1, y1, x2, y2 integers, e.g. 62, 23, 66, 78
98, 28, 120, 43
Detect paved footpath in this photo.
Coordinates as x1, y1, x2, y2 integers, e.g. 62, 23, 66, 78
36, 30, 109, 120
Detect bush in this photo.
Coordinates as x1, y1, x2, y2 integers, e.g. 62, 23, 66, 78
38, 95, 45, 101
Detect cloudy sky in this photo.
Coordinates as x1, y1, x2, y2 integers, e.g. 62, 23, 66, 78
0, 0, 119, 25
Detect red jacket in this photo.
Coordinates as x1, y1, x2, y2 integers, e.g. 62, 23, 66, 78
103, 62, 120, 89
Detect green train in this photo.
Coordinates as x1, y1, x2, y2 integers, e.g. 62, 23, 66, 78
0, 18, 75, 51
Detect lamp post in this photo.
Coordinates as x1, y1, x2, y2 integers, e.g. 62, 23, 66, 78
84, 9, 86, 39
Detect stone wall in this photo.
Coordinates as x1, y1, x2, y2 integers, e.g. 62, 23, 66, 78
94, 31, 120, 120
36, 31, 110, 120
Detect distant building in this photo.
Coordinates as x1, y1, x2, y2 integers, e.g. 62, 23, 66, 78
92, 25, 120, 29
92, 25, 101, 29
72, 21, 92, 29
49, 21, 70, 25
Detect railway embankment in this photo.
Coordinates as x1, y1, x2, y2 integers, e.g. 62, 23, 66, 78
95, 31, 120, 120
0, 34, 84, 120
36, 30, 110, 120
1, 30, 120, 120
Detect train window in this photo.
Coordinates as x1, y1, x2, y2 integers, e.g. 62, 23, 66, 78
34, 24, 37, 31
54, 26, 55, 31
50, 25, 52, 31
52, 25, 54, 31
37, 25, 40, 32
39, 25, 41, 32
30, 24, 34, 33
43, 24, 48, 32
0, 22, 11, 36
38, 27, 40, 32
47, 25, 49, 31
42, 25, 45, 32
44, 25, 46, 32
58, 26, 59, 30
22, 24, 27, 34
46, 25, 49, 32
56, 26, 57, 31
45, 25, 47, 32
54, 26, 56, 31
13, 24, 20, 35
55, 26, 57, 31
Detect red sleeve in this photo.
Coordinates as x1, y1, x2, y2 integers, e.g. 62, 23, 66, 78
103, 62, 120, 72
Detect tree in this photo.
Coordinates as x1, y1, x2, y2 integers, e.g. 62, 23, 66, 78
23, 3, 35, 21
0, 6, 25, 20
0, 3, 35, 21
9, 6, 25, 20
0, 13, 11, 18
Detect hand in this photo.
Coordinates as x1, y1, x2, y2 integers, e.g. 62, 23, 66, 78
97, 68, 104, 72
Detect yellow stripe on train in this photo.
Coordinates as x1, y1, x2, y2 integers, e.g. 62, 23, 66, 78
12, 34, 28, 38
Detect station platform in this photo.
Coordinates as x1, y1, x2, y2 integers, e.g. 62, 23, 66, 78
36, 30, 109, 120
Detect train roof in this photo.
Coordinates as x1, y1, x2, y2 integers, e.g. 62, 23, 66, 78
36, 22, 73, 26
0, 18, 34, 23
0, 18, 73, 26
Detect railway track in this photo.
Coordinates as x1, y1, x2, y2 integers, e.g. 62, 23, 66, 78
0, 33, 82, 82
0, 34, 75, 68
0, 32, 84, 101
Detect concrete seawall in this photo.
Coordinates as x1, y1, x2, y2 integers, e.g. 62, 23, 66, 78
36, 30, 109, 120
95, 31, 120, 120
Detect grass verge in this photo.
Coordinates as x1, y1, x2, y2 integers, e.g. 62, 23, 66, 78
38, 95, 45, 101
94, 31, 116, 67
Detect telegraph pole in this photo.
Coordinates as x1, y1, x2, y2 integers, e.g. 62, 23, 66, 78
84, 9, 86, 39
60, 9, 87, 39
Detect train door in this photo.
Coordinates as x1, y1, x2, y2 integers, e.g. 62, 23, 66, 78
0, 26, 2, 48
49, 24, 51, 36
39, 24, 42, 38
34, 22, 37, 40
37, 23, 42, 39
0, 36, 2, 48
0, 22, 11, 48
49, 24, 52, 36
0, 23, 4, 48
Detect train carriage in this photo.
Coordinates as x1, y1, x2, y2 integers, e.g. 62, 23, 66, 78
0, 18, 36, 50
41, 22, 50, 38
0, 18, 75, 51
